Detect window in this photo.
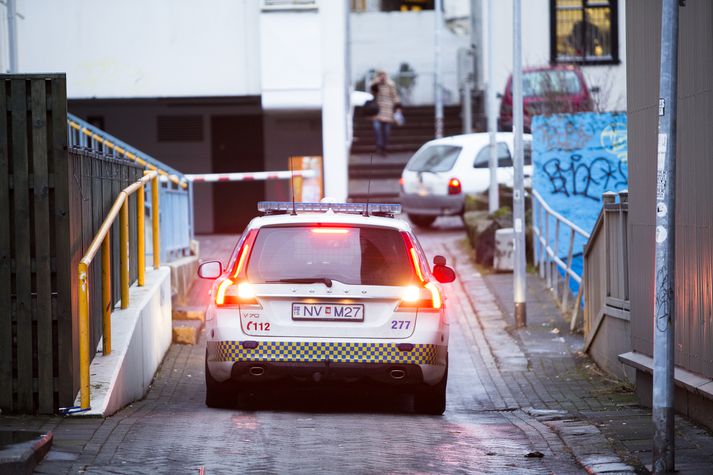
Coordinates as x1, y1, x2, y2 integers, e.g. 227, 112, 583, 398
157, 115, 204, 142
474, 143, 511, 168
522, 70, 583, 97
246, 226, 413, 286
551, 0, 619, 65
351, 0, 433, 12
473, 142, 532, 168
406, 145, 461, 173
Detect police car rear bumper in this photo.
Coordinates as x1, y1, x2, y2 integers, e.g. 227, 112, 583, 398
206, 340, 447, 385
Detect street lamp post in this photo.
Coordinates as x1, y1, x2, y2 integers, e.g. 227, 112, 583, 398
7, 0, 18, 73
512, 0, 526, 327
434, 0, 444, 139
652, 0, 679, 472
487, 0, 498, 213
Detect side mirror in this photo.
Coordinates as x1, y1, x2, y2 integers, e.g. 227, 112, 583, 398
432, 265, 456, 284
433, 255, 446, 266
198, 260, 223, 280
590, 86, 601, 94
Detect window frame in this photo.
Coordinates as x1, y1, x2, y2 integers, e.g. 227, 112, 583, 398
549, 0, 620, 66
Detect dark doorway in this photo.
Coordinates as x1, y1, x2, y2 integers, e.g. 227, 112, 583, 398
211, 115, 265, 233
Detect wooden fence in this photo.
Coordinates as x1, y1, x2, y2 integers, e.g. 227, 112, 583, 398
0, 74, 144, 414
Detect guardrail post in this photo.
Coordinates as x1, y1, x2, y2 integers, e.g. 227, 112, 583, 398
120, 198, 130, 308
553, 219, 561, 302
78, 262, 90, 409
563, 228, 576, 310
152, 176, 160, 269
137, 183, 146, 286
545, 212, 552, 289
102, 235, 111, 355
538, 204, 545, 278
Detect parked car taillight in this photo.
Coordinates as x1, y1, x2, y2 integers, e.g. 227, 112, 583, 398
448, 178, 462, 195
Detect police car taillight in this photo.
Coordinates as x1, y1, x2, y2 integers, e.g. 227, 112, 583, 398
397, 233, 443, 311
215, 229, 259, 307
215, 279, 259, 307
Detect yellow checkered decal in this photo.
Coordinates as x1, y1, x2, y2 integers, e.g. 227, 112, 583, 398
209, 341, 445, 366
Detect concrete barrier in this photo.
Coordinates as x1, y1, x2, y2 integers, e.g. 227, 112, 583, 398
72, 267, 172, 417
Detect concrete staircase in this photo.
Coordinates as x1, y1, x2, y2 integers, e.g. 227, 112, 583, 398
348, 104, 464, 203
351, 104, 464, 155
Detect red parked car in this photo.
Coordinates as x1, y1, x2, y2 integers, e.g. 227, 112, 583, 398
498, 65, 593, 132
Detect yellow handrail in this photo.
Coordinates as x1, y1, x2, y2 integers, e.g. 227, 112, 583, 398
77, 171, 160, 409
68, 120, 187, 190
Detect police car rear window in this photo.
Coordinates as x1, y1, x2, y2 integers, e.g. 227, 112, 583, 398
246, 226, 413, 286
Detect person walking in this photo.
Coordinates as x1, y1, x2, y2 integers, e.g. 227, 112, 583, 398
370, 70, 401, 156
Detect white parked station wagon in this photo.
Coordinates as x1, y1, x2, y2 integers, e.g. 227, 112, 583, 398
198, 201, 456, 414
400, 132, 532, 228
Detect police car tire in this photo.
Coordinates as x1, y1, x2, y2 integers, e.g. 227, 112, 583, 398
205, 357, 236, 408
408, 214, 437, 229
414, 363, 448, 415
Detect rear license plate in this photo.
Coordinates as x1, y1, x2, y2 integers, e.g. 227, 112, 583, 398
291, 303, 364, 321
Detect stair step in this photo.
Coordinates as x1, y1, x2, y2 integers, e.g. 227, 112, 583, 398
172, 319, 203, 345
172, 305, 206, 322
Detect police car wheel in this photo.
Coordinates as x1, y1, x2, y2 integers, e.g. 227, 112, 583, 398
414, 364, 448, 415
205, 357, 236, 408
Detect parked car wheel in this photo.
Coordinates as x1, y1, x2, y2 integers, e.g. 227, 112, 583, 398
414, 362, 448, 415
408, 214, 436, 228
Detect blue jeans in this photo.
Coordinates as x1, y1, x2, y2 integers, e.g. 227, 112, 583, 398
372, 120, 391, 152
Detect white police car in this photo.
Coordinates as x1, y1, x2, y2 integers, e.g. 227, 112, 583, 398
197, 201, 456, 414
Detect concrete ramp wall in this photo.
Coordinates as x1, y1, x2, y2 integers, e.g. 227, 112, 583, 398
73, 267, 172, 417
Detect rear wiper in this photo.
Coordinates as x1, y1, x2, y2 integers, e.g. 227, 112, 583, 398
269, 277, 333, 288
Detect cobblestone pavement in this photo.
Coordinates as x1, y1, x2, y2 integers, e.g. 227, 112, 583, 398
3, 219, 712, 473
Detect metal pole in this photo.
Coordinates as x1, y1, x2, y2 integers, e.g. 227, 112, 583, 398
512, 0, 527, 327
652, 0, 679, 472
470, 0, 483, 91
434, 0, 444, 138
152, 175, 160, 269
487, 0, 499, 213
7, 0, 18, 73
120, 200, 130, 309
462, 74, 472, 134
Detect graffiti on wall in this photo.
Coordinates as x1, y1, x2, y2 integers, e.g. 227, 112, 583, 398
532, 112, 628, 280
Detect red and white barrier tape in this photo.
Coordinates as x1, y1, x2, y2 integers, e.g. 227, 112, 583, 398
185, 169, 316, 183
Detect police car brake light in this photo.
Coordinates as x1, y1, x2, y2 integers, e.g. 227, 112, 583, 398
215, 278, 259, 307
257, 201, 401, 216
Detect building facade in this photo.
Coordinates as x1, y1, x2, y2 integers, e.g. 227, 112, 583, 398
9, 0, 349, 233
625, 0, 713, 430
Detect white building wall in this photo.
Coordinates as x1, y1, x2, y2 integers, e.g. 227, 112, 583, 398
14, 0, 262, 98
350, 10, 469, 105
319, 0, 350, 201
485, 0, 627, 112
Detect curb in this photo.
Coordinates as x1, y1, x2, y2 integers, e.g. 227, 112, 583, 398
0, 431, 53, 475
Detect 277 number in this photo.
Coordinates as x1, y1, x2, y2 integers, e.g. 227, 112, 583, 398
391, 320, 410, 330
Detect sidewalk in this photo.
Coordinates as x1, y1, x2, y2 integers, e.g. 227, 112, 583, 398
446, 240, 713, 474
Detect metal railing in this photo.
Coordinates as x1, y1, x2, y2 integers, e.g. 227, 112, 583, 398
77, 171, 159, 409
531, 189, 591, 329
67, 114, 194, 262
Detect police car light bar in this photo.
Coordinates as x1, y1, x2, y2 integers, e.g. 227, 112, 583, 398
257, 201, 401, 216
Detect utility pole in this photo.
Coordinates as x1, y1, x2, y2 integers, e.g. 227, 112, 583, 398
512, 0, 526, 327
460, 48, 473, 134
652, 0, 679, 472
7, 0, 18, 73
434, 0, 444, 138
487, 0, 498, 213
